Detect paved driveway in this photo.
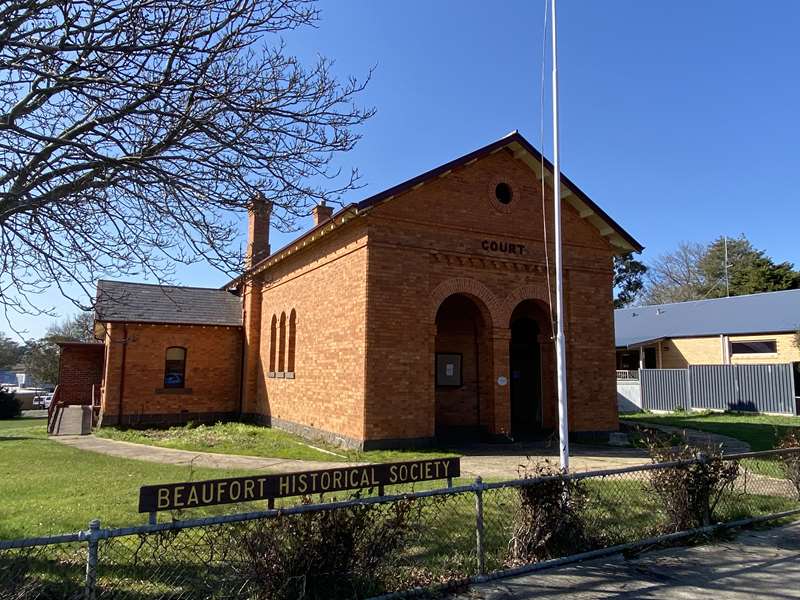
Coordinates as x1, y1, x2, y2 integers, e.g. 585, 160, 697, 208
450, 521, 800, 599
458, 443, 649, 479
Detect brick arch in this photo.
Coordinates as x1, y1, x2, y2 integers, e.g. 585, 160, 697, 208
500, 283, 552, 326
428, 278, 502, 327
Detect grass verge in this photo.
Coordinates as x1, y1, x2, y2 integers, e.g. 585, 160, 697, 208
623, 411, 800, 451
0, 418, 260, 538
96, 421, 458, 464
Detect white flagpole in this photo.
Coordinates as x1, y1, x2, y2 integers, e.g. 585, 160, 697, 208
551, 0, 570, 472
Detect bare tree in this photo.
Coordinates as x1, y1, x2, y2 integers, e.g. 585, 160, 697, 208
645, 242, 707, 305
0, 0, 373, 317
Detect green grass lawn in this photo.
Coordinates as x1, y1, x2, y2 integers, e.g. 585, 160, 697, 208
0, 418, 460, 539
0, 418, 260, 538
4, 416, 799, 597
96, 421, 458, 463
623, 411, 800, 452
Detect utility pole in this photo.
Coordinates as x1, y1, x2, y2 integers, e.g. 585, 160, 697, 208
551, 0, 569, 472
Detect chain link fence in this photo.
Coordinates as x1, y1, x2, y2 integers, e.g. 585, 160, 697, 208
3, 448, 800, 599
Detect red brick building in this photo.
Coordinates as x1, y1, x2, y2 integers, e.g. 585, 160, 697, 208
69, 132, 641, 448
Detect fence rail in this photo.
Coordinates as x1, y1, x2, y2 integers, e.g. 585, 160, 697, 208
3, 448, 800, 599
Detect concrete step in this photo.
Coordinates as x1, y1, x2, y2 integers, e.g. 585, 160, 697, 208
50, 405, 92, 436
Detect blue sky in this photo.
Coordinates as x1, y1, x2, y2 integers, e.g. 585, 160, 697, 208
6, 0, 800, 337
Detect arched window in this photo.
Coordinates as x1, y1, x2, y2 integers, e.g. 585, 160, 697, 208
269, 315, 277, 375
287, 309, 297, 374
164, 347, 186, 388
278, 312, 286, 372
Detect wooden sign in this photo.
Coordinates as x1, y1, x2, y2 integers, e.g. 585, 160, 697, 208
139, 457, 460, 513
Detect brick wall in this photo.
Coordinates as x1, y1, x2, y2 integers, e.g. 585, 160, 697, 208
58, 344, 104, 405
99, 323, 242, 426
661, 332, 800, 368
247, 220, 369, 444
362, 148, 619, 444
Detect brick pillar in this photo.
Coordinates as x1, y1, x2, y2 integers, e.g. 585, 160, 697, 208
539, 332, 557, 430
99, 323, 125, 425
490, 328, 511, 437
241, 275, 263, 417
241, 195, 271, 418
247, 195, 272, 268
311, 202, 333, 225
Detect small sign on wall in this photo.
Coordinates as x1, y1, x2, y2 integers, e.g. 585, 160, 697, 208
436, 353, 462, 387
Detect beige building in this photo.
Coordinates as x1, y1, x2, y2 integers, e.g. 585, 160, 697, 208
615, 290, 800, 374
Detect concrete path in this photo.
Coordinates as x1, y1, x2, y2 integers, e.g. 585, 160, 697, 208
54, 435, 353, 473
458, 444, 649, 478
52, 421, 754, 478
450, 521, 800, 599
53, 434, 650, 477
622, 420, 752, 454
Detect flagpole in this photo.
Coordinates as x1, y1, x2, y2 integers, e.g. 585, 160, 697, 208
551, 0, 570, 472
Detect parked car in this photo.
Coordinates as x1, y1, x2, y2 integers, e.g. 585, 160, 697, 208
32, 393, 54, 409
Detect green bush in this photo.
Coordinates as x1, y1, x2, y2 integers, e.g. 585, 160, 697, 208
229, 494, 424, 599
778, 429, 800, 498
645, 434, 739, 531
506, 462, 596, 566
0, 387, 21, 419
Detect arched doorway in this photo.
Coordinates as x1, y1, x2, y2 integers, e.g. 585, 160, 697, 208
509, 300, 551, 437
434, 294, 491, 441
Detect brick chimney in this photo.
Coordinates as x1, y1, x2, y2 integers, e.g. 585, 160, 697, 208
311, 201, 333, 226
246, 193, 272, 269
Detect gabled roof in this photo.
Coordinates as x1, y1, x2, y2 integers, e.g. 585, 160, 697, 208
96, 280, 242, 327
354, 131, 643, 253
229, 131, 642, 287
615, 289, 800, 348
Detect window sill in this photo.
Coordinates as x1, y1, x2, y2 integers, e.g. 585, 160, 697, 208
268, 372, 295, 380
155, 388, 193, 395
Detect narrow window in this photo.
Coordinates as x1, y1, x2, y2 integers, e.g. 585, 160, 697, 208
164, 347, 186, 388
287, 309, 297, 373
269, 315, 277, 374
278, 312, 286, 372
730, 340, 777, 355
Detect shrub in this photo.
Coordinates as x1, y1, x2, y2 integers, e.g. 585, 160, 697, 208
506, 461, 593, 566
645, 434, 739, 532
0, 387, 21, 419
778, 429, 800, 498
230, 494, 422, 599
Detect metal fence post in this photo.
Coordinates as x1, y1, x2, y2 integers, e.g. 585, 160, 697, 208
85, 519, 100, 600
697, 453, 711, 527
474, 476, 486, 576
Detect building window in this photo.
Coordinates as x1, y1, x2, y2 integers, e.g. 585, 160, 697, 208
287, 309, 296, 374
164, 347, 187, 388
730, 340, 777, 355
269, 315, 277, 375
495, 182, 513, 204
278, 312, 287, 372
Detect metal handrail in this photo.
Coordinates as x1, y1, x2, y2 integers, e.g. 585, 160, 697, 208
46, 385, 61, 434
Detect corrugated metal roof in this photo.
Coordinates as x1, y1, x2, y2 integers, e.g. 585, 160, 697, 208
96, 280, 242, 327
615, 289, 800, 348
